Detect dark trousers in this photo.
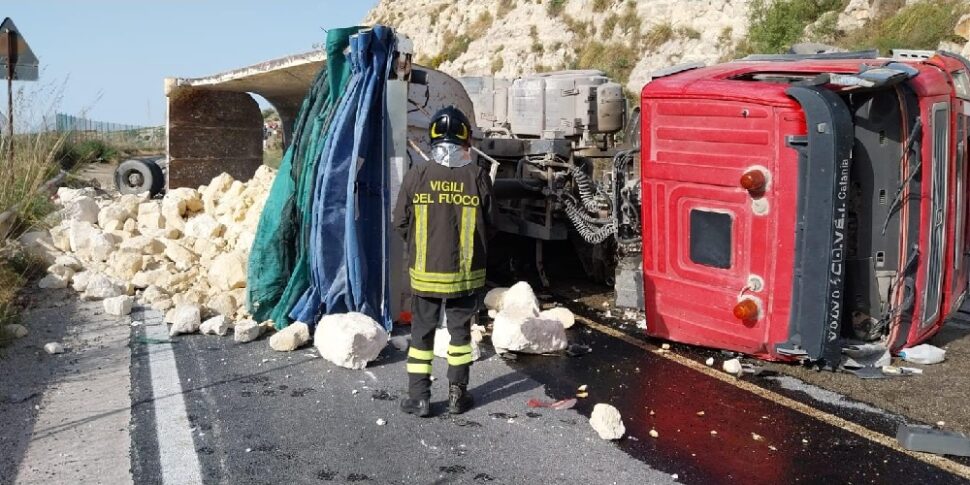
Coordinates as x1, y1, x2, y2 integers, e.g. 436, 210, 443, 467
406, 293, 477, 400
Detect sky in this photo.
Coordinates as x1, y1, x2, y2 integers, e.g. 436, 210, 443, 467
3, 1, 378, 127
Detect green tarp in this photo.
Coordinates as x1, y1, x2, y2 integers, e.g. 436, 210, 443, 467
247, 27, 359, 328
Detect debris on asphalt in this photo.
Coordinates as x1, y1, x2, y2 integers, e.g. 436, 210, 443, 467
376, 419, 386, 426
233, 319, 265, 343
269, 322, 310, 352
314, 312, 388, 369
199, 315, 231, 336
881, 365, 919, 376
44, 342, 65, 354
491, 282, 567, 354
752, 433, 764, 441
705, 357, 715, 366
577, 384, 588, 392
898, 344, 946, 365
723, 358, 743, 376
661, 343, 670, 350
842, 343, 891, 369
103, 295, 134, 316
526, 398, 577, 410
539, 307, 576, 329
130, 320, 143, 327
710, 430, 717, 436
576, 391, 589, 398
696, 411, 705, 416
648, 429, 659, 438
590, 403, 626, 440
352, 389, 359, 395
896, 424, 970, 457
167, 304, 202, 336
937, 421, 946, 428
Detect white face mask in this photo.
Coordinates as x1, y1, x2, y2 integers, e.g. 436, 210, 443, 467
430, 142, 472, 168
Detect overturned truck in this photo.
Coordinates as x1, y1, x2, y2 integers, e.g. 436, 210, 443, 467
151, 28, 970, 366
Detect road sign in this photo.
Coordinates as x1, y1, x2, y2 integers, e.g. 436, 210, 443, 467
0, 17, 39, 81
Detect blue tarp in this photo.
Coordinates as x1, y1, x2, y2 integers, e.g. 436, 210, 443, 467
289, 26, 396, 330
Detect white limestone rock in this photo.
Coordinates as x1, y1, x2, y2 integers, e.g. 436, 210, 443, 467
590, 403, 626, 440
184, 214, 224, 240
491, 313, 568, 354
205, 293, 237, 318
103, 295, 134, 316
56, 186, 96, 204
120, 235, 165, 255
69, 221, 117, 262
81, 273, 124, 300
168, 305, 202, 336
269, 322, 311, 352
484, 287, 508, 311
207, 252, 247, 291
200, 315, 231, 336
49, 223, 72, 252
163, 241, 198, 270
141, 285, 168, 304
501, 281, 540, 319
44, 342, 65, 354
18, 231, 61, 264
314, 312, 388, 369
540, 307, 576, 329
59, 195, 100, 224
202, 173, 235, 213
54, 254, 82, 270
38, 273, 71, 289
98, 203, 134, 230
233, 319, 265, 343
71, 270, 92, 292
107, 252, 144, 280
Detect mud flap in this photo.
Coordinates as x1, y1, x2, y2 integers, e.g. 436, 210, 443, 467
775, 86, 854, 367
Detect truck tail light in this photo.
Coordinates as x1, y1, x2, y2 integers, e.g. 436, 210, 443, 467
740, 169, 767, 193
733, 299, 760, 321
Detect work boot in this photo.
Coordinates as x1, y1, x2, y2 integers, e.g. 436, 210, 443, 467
448, 384, 474, 414
399, 397, 431, 417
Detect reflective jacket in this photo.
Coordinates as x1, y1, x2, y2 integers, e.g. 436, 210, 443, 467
393, 160, 493, 298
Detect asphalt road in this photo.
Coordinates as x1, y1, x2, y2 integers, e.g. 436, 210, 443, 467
4, 295, 970, 484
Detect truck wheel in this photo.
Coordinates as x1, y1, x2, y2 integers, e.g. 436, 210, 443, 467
115, 159, 165, 196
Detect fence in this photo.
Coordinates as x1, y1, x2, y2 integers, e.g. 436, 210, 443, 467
54, 113, 164, 152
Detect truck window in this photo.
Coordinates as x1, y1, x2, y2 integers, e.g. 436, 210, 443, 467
689, 209, 733, 269
922, 102, 950, 326
953, 71, 970, 100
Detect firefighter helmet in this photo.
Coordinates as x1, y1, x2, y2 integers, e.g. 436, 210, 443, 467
429, 106, 472, 147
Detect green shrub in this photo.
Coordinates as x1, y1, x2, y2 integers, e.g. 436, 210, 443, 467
602, 13, 620, 40
491, 56, 505, 73
746, 0, 845, 53
56, 139, 118, 169
546, 0, 567, 17
677, 27, 702, 40
618, 2, 641, 35
572, 40, 639, 85
841, 0, 969, 53
593, 0, 610, 12
642, 22, 675, 49
468, 11, 494, 39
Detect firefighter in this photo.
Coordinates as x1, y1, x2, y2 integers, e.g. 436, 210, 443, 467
393, 106, 493, 417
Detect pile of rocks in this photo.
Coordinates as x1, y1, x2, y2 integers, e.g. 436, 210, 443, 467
486, 281, 574, 354
19, 167, 276, 336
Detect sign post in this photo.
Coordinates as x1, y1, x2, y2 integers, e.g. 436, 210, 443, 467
0, 18, 39, 162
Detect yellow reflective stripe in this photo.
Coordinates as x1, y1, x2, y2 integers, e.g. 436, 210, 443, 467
408, 347, 434, 360
406, 363, 432, 374
414, 204, 428, 272
409, 268, 486, 283
448, 344, 473, 354
459, 206, 476, 273
410, 276, 486, 294
448, 353, 474, 366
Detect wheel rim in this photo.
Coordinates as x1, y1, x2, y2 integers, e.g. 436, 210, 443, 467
126, 171, 144, 188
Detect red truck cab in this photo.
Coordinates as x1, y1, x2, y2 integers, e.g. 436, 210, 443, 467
640, 51, 970, 365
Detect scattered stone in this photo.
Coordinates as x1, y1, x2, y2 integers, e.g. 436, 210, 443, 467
590, 403, 626, 440
205, 293, 237, 318
207, 252, 247, 290
200, 315, 231, 336
54, 254, 82, 270
540, 307, 575, 329
184, 214, 224, 239
234, 319, 265, 343
491, 313, 567, 354
82, 273, 124, 300
705, 357, 715, 367
269, 322, 311, 351
6, 323, 28, 339
103, 295, 134, 316
483, 287, 508, 311
59, 195, 100, 224
314, 312, 388, 370
722, 358, 743, 376
168, 305, 202, 336
501, 282, 540, 319
38, 273, 71, 289
649, 429, 659, 438
44, 342, 65, 354
376, 418, 387, 426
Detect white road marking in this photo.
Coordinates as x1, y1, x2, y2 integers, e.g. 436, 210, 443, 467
144, 310, 204, 485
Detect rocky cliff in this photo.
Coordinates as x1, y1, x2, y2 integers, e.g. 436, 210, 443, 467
366, 0, 970, 94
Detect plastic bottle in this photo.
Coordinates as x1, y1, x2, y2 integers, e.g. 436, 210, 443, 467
898, 344, 946, 365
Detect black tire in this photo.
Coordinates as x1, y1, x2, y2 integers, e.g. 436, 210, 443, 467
115, 159, 165, 197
